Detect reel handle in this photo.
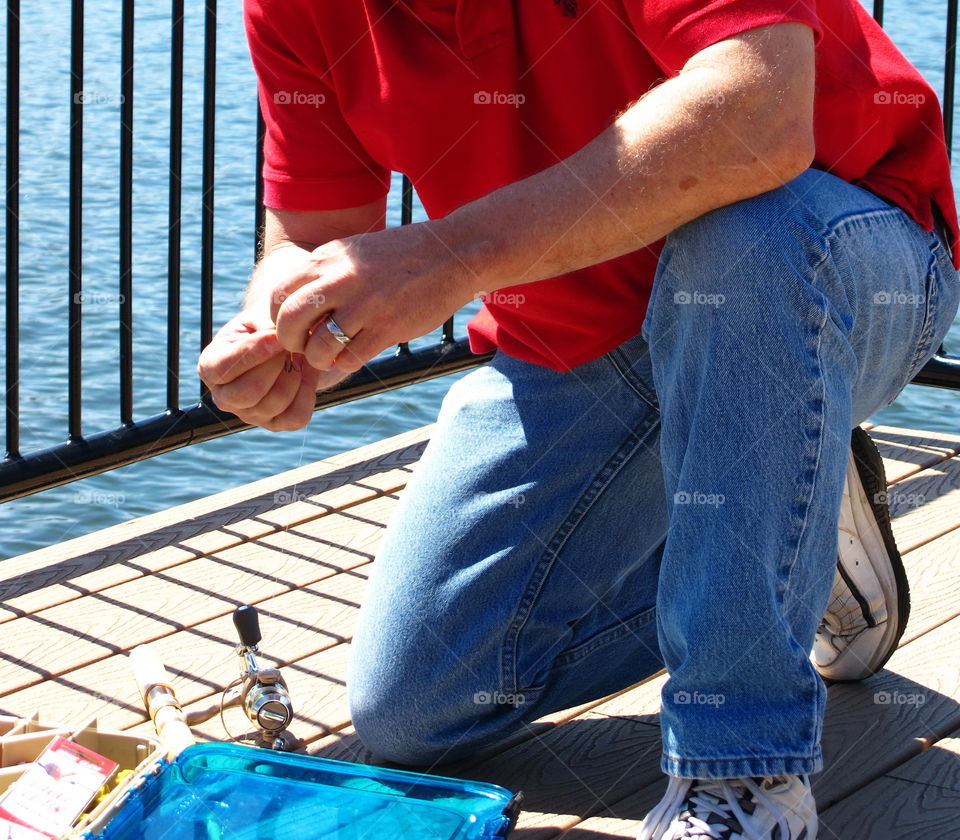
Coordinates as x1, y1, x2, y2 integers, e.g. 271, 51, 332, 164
233, 604, 262, 648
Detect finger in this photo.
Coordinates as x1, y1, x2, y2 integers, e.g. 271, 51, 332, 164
210, 354, 286, 411
302, 317, 359, 370
264, 376, 322, 432
267, 257, 328, 324
329, 332, 385, 374
250, 358, 303, 419
275, 284, 335, 353
198, 328, 283, 386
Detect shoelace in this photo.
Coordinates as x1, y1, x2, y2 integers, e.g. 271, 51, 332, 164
646, 776, 794, 839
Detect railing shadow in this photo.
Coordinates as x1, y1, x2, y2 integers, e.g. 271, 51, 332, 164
0, 437, 425, 602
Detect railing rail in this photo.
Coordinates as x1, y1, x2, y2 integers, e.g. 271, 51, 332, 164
4, 0, 19, 462
0, 0, 957, 503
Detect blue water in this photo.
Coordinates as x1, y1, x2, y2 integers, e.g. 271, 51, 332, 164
0, 0, 957, 559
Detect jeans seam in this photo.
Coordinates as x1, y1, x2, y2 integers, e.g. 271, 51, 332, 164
780, 290, 829, 597
501, 411, 660, 695
663, 749, 820, 763
821, 205, 909, 242
552, 603, 658, 667
779, 273, 837, 757
907, 256, 941, 376
818, 208, 950, 409
605, 345, 659, 411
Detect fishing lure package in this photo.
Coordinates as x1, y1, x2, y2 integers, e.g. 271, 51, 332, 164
0, 715, 162, 839
81, 742, 521, 840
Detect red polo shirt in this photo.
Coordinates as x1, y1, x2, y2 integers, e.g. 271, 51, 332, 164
245, 0, 959, 371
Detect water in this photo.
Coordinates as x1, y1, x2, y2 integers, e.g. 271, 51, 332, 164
0, 0, 957, 559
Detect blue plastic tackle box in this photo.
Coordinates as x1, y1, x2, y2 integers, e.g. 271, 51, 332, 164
83, 742, 522, 840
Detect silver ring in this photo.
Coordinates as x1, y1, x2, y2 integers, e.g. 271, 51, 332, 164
325, 315, 352, 346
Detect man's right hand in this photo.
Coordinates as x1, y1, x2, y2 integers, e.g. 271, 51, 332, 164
197, 305, 349, 432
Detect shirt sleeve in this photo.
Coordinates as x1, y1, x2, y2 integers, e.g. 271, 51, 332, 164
624, 0, 822, 76
243, 0, 391, 211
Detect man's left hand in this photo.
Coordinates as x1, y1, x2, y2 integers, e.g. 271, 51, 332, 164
270, 221, 476, 373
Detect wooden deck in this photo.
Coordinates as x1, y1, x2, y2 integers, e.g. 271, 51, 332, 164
0, 423, 959, 838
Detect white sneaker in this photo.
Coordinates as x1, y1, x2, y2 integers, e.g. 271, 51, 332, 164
814, 427, 909, 681
636, 774, 817, 839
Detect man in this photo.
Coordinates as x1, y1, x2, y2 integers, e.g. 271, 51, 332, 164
198, 1, 960, 836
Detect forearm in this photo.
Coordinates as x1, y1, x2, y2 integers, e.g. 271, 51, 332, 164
433, 24, 815, 295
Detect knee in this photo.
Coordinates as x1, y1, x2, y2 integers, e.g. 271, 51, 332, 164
348, 691, 439, 766
649, 185, 832, 341
657, 176, 818, 298
347, 671, 500, 767
348, 629, 512, 766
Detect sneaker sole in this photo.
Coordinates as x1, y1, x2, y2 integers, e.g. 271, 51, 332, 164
829, 427, 910, 681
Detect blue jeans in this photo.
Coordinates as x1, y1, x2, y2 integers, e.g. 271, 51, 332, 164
347, 170, 959, 778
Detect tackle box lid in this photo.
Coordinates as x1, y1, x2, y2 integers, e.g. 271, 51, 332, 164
84, 742, 522, 840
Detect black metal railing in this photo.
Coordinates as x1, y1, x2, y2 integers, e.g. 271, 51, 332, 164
4, 0, 18, 463
0, 0, 957, 503
0, 0, 491, 503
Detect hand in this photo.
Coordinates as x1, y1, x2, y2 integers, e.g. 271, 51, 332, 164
269, 222, 477, 373
197, 305, 349, 432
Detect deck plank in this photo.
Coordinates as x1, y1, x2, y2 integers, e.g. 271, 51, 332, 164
886, 454, 960, 550
0, 422, 931, 625
899, 524, 960, 644
869, 424, 960, 484
0, 497, 395, 726
820, 734, 960, 839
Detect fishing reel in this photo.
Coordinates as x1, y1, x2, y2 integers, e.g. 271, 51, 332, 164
184, 605, 298, 751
